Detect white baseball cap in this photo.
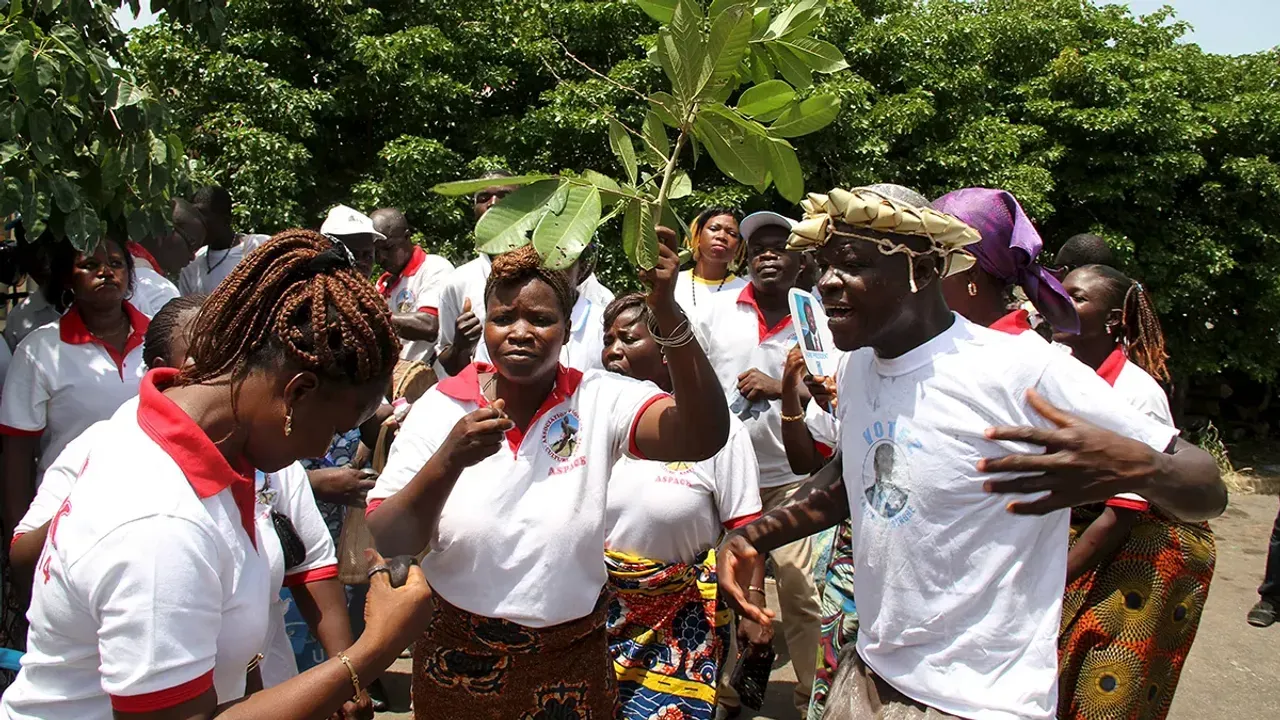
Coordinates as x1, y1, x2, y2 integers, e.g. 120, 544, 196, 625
739, 211, 797, 243
320, 204, 386, 241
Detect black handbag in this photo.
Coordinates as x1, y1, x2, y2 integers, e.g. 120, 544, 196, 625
729, 641, 776, 710
271, 510, 307, 571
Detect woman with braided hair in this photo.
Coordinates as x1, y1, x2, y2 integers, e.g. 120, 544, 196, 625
366, 231, 730, 719
1, 230, 434, 720
1053, 264, 1214, 720
674, 206, 748, 315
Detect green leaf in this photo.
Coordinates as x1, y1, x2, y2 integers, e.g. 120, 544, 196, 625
748, 47, 774, 85
657, 0, 705, 103
642, 111, 670, 167
49, 173, 80, 212
766, 138, 803, 202
100, 146, 123, 190
608, 118, 638, 185
667, 171, 692, 200
474, 179, 562, 255
766, 43, 813, 89
26, 108, 50, 146
774, 38, 848, 73
709, 0, 748, 19
648, 92, 683, 128
0, 141, 19, 164
766, 0, 822, 40
635, 0, 676, 23
149, 133, 167, 164
35, 54, 59, 88
622, 198, 642, 265
578, 169, 624, 198
702, 3, 753, 96
736, 79, 796, 118
109, 78, 147, 110
431, 174, 552, 196
693, 112, 767, 186
533, 185, 602, 270
64, 204, 99, 251
13, 51, 39, 104
769, 93, 841, 137
127, 209, 149, 249
636, 202, 659, 270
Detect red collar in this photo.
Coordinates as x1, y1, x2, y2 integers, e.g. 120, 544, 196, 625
1096, 346, 1127, 387
737, 284, 792, 342
126, 241, 160, 272
376, 246, 428, 298
59, 302, 150, 378
135, 368, 258, 547
438, 362, 584, 452
989, 309, 1032, 336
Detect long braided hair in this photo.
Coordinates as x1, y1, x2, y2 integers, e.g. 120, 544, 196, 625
1082, 264, 1170, 382
178, 229, 400, 389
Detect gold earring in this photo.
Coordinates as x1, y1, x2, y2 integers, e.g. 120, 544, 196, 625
284, 410, 293, 437
967, 280, 978, 297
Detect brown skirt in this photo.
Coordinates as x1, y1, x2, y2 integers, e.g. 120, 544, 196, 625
411, 593, 616, 720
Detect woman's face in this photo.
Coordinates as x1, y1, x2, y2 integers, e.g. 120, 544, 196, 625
485, 278, 569, 383
698, 214, 741, 266
248, 374, 388, 473
70, 240, 128, 308
602, 306, 666, 387
1054, 267, 1117, 347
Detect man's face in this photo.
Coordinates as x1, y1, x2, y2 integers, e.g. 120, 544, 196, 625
815, 228, 922, 352
374, 226, 415, 277
196, 205, 234, 247
745, 226, 802, 293
473, 184, 518, 221
337, 234, 376, 278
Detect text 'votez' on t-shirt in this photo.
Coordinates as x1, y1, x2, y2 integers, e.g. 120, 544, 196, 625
834, 314, 1179, 720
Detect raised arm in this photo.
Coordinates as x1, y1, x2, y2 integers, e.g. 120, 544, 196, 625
781, 347, 824, 475
980, 390, 1227, 522
631, 229, 730, 462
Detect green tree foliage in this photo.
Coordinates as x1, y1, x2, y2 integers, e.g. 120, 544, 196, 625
126, 0, 1280, 383
0, 0, 223, 249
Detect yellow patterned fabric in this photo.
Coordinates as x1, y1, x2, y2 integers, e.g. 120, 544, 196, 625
1058, 507, 1216, 720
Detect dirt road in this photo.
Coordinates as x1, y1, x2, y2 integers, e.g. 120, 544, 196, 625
381, 493, 1280, 719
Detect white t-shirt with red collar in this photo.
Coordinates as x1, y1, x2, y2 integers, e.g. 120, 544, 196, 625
1095, 346, 1175, 512
376, 246, 454, 362
0, 303, 149, 479
833, 316, 1179, 720
368, 362, 667, 627
178, 233, 271, 296
1, 369, 272, 719
606, 415, 761, 564
253, 465, 338, 688
693, 283, 835, 488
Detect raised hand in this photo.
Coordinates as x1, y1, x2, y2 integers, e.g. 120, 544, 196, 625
440, 399, 514, 471
454, 297, 482, 349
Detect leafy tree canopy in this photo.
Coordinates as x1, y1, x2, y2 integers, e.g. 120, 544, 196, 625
11, 0, 1271, 385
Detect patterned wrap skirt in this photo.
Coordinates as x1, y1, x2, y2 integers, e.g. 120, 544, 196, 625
605, 549, 732, 720
1058, 506, 1216, 720
412, 592, 616, 720
808, 520, 858, 720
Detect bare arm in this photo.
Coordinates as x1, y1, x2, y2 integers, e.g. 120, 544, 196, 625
9, 520, 48, 576
390, 312, 439, 343
631, 234, 730, 462
980, 390, 1227, 522
2, 434, 38, 539
367, 404, 513, 557
1066, 507, 1138, 584
290, 578, 354, 658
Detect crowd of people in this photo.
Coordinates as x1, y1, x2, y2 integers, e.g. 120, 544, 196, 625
0, 172, 1233, 720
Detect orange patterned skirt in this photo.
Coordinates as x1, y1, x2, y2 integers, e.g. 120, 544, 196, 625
1058, 507, 1216, 720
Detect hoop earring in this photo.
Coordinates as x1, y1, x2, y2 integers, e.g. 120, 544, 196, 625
284, 410, 293, 437
967, 280, 978, 297
60, 289, 75, 309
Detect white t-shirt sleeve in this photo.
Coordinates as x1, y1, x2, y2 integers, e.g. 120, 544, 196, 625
0, 336, 50, 434
0, 336, 11, 391
178, 261, 199, 296
713, 422, 762, 527
595, 372, 670, 460
275, 462, 338, 585
805, 398, 840, 448
81, 516, 223, 708
413, 256, 455, 312
13, 426, 97, 536
130, 268, 180, 317
368, 390, 454, 506
435, 278, 463, 347
1033, 351, 1179, 453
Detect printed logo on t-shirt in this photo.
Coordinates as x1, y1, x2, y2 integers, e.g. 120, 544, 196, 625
859, 420, 921, 526
543, 411, 581, 460
665, 461, 693, 473
394, 287, 417, 313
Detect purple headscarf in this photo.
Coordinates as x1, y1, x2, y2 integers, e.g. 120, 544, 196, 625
931, 188, 1079, 334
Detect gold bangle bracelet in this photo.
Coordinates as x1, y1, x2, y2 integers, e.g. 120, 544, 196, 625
781, 413, 805, 422
747, 585, 767, 595
337, 652, 362, 702
245, 653, 264, 673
